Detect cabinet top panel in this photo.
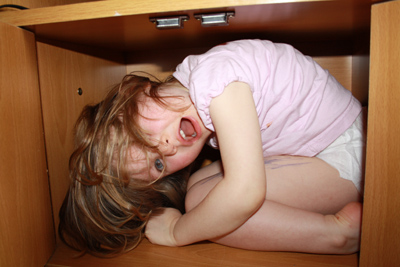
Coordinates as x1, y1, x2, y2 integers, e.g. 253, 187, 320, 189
0, 0, 387, 53
0, 0, 332, 26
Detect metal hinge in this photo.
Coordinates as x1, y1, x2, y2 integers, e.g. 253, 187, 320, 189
194, 12, 235, 27
149, 15, 189, 29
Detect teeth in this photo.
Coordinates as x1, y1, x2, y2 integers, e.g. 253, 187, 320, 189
180, 129, 186, 139
180, 129, 197, 139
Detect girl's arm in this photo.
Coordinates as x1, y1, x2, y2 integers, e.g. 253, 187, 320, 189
146, 82, 266, 246
185, 157, 362, 254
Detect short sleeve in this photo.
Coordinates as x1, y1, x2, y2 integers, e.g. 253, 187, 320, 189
173, 43, 258, 132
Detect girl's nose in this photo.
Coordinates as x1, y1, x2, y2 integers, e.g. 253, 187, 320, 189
158, 139, 177, 156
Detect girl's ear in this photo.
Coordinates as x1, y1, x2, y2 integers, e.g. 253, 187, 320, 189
144, 82, 152, 95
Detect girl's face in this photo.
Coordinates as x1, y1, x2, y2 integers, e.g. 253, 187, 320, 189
126, 85, 212, 182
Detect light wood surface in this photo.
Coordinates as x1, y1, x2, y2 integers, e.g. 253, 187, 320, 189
0, 22, 55, 266
48, 239, 358, 267
0, 0, 97, 9
359, 1, 400, 266
37, 41, 127, 237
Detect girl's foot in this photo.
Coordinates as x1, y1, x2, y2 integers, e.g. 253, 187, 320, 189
325, 202, 363, 254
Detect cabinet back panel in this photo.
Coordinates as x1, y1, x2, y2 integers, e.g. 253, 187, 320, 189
36, 42, 127, 236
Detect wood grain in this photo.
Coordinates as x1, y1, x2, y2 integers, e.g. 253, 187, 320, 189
0, 0, 97, 9
2, 0, 376, 53
0, 0, 328, 26
359, 1, 400, 266
36, 41, 127, 238
0, 22, 55, 266
48, 239, 358, 267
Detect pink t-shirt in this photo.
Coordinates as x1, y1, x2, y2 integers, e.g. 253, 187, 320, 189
173, 39, 361, 157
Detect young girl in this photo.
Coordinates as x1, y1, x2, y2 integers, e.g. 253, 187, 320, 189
59, 39, 364, 257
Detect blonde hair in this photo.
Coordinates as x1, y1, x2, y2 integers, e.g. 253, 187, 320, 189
59, 74, 190, 257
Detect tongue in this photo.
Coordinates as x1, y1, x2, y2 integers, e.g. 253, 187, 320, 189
181, 118, 195, 137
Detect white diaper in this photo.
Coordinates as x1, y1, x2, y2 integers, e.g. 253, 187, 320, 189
315, 109, 367, 193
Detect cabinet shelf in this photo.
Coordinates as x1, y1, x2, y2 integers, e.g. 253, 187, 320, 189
47, 239, 359, 267
0, 0, 384, 52
0, 0, 338, 26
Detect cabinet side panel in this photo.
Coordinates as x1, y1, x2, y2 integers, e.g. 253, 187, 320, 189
0, 23, 55, 266
36, 42, 126, 241
360, 1, 400, 266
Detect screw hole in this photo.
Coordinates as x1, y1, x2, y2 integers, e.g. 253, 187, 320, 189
77, 88, 83, 95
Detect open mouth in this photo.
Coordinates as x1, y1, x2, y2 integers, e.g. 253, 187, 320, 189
180, 118, 197, 140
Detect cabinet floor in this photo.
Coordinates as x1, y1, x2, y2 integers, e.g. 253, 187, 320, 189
47, 239, 358, 267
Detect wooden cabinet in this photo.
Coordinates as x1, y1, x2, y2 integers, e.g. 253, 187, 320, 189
0, 0, 399, 266
359, 1, 400, 266
0, 22, 54, 267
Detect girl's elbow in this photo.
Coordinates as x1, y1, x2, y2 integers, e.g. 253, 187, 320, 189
236, 185, 266, 215
250, 186, 266, 209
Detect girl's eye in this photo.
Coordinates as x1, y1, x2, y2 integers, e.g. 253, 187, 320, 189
155, 159, 164, 172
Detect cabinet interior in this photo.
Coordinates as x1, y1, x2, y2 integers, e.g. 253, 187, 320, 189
38, 0, 373, 246
2, 0, 387, 265
30, 0, 376, 99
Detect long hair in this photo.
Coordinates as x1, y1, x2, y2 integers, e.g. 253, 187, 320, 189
58, 74, 190, 257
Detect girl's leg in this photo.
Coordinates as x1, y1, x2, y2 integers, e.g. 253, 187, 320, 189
185, 156, 362, 254
211, 199, 361, 254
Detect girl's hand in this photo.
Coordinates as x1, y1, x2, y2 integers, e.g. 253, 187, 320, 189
145, 208, 182, 246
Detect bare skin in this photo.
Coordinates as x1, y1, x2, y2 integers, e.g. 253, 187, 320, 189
144, 82, 362, 252
146, 82, 266, 246
185, 156, 363, 254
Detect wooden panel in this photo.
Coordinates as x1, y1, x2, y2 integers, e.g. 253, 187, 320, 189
48, 239, 358, 267
0, 0, 97, 9
0, 22, 54, 266
351, 54, 369, 106
359, 1, 400, 266
0, 0, 329, 26
314, 56, 352, 93
0, 0, 384, 53
36, 42, 127, 237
